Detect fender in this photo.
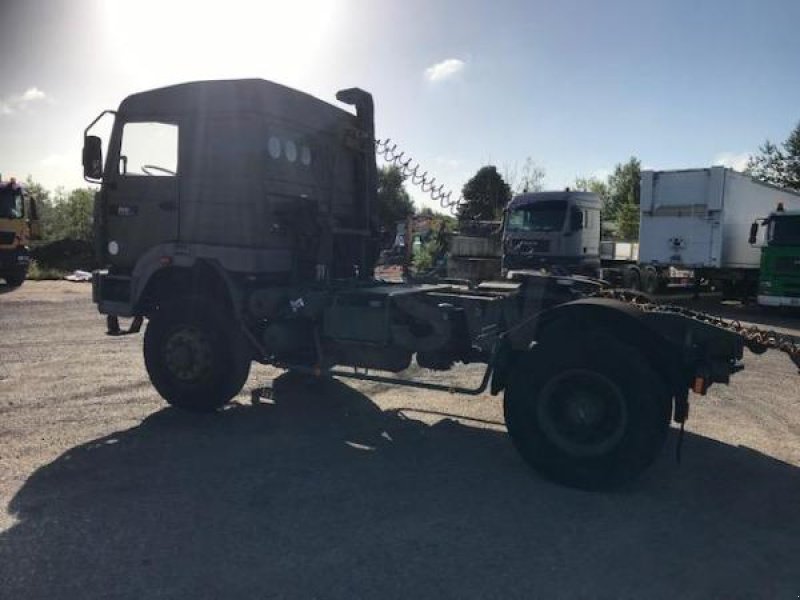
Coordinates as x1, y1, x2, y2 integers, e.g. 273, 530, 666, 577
491, 297, 685, 398
129, 242, 290, 309
95, 246, 243, 329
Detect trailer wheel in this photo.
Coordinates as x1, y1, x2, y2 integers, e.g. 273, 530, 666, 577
504, 333, 671, 490
622, 267, 641, 291
642, 266, 661, 295
144, 296, 251, 412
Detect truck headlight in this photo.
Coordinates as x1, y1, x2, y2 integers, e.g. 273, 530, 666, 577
760, 280, 772, 289
108, 240, 119, 256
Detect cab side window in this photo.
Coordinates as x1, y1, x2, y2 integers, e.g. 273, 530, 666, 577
119, 122, 179, 176
570, 207, 584, 231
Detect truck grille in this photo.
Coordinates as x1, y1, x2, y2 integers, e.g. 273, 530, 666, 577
515, 239, 550, 254
773, 256, 800, 275
0, 231, 16, 245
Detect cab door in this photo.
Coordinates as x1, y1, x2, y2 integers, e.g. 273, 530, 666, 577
104, 120, 180, 268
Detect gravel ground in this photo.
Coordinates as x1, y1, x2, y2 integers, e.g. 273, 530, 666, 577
1, 281, 799, 599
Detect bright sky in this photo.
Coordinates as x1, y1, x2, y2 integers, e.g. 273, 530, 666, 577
1, 0, 799, 211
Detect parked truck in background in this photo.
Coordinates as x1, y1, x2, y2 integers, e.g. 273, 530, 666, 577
0, 177, 41, 287
638, 167, 800, 298
502, 191, 602, 278
501, 190, 673, 290
748, 205, 800, 307
501, 170, 800, 298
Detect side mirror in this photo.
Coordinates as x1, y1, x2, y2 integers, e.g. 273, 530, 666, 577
748, 221, 759, 245
82, 135, 103, 180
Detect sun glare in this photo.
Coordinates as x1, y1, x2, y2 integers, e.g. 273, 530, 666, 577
101, 0, 339, 87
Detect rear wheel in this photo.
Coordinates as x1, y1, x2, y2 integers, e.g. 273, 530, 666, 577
622, 267, 641, 291
144, 297, 251, 412
642, 266, 661, 295
504, 332, 671, 490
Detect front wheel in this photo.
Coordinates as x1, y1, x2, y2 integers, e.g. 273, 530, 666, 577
504, 332, 672, 490
144, 297, 252, 412
2, 268, 26, 287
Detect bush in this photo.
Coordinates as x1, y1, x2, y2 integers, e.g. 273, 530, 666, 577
26, 260, 67, 281
29, 239, 96, 271
413, 239, 437, 272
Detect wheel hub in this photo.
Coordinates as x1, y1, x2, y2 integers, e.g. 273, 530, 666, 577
537, 368, 628, 457
163, 327, 214, 382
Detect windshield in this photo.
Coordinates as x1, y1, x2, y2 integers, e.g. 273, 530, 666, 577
769, 215, 800, 246
506, 200, 567, 233
0, 187, 24, 219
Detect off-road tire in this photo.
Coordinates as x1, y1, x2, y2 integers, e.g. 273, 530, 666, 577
504, 331, 672, 490
144, 296, 251, 412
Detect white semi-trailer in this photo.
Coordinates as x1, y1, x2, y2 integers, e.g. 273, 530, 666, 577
638, 167, 800, 296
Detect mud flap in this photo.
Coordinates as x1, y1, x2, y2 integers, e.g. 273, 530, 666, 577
106, 315, 143, 336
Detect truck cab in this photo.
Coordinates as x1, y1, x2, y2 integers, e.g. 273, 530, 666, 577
84, 79, 378, 317
0, 178, 40, 287
751, 207, 800, 307
502, 190, 601, 277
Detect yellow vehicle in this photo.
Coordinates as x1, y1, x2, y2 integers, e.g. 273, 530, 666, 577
0, 177, 41, 287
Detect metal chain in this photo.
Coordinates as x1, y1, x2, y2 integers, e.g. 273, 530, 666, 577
591, 288, 800, 370
375, 138, 463, 215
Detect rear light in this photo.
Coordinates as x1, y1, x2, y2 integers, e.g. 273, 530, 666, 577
692, 376, 707, 395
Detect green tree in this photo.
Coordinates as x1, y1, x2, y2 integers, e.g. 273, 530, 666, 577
746, 121, 800, 190
458, 165, 511, 221
505, 157, 546, 194
574, 176, 610, 208
616, 191, 640, 240
575, 159, 641, 240
376, 165, 414, 232
417, 206, 457, 228
50, 188, 95, 242
23, 176, 55, 239
605, 157, 641, 221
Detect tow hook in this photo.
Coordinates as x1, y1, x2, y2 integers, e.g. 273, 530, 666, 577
106, 315, 143, 336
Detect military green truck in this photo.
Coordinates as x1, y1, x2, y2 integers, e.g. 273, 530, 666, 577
83, 79, 791, 490
749, 205, 800, 307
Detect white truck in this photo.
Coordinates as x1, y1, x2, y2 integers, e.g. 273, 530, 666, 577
637, 167, 800, 297
500, 191, 674, 290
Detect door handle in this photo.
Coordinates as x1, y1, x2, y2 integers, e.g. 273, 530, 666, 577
159, 201, 178, 211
